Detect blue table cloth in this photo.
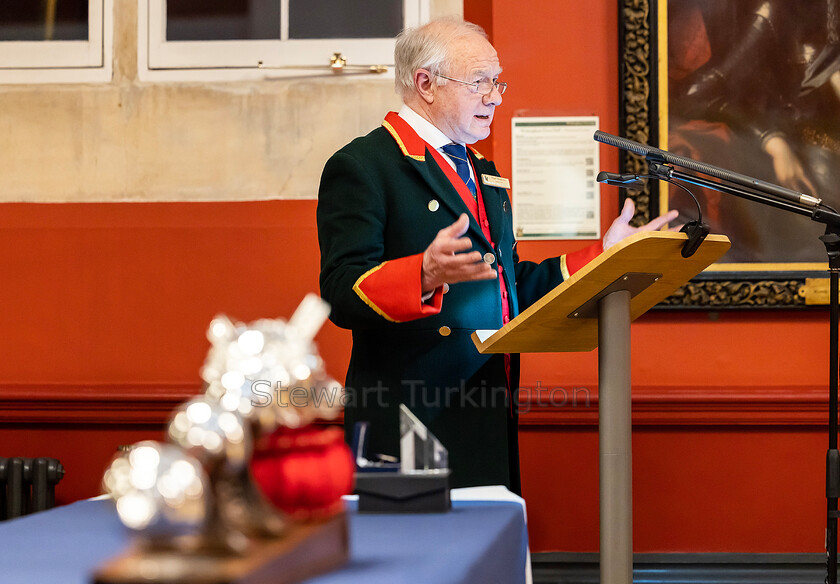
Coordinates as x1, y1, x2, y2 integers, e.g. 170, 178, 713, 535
0, 496, 527, 584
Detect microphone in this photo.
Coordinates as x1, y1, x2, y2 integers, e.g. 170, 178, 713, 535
593, 130, 821, 208
596, 171, 645, 189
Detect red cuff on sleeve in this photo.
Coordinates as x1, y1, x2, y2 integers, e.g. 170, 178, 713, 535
352, 253, 443, 323
563, 243, 603, 278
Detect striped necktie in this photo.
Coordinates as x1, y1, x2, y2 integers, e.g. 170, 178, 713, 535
441, 143, 477, 198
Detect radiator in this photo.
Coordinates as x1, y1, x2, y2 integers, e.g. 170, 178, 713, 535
0, 457, 65, 520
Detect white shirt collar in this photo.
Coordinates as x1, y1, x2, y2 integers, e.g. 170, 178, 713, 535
398, 104, 457, 150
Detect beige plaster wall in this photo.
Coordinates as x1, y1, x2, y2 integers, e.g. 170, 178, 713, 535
0, 0, 461, 202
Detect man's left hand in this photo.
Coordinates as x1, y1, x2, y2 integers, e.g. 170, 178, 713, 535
602, 198, 681, 251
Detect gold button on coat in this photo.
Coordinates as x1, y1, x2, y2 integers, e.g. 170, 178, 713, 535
428, 200, 440, 212
483, 252, 496, 264
438, 326, 451, 337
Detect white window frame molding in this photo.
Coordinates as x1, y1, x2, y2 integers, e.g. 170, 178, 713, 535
139, 0, 429, 82
0, 0, 113, 84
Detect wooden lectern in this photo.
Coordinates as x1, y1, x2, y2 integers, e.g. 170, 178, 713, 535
472, 231, 730, 584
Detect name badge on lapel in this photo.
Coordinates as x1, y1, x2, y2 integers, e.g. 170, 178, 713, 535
481, 174, 511, 190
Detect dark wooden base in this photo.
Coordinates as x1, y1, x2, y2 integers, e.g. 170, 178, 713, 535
93, 512, 349, 584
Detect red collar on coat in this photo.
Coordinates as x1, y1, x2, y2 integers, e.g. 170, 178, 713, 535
382, 111, 486, 161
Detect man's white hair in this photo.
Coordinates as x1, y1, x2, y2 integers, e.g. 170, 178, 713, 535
394, 18, 488, 100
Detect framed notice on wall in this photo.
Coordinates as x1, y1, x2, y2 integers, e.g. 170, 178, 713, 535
511, 116, 600, 240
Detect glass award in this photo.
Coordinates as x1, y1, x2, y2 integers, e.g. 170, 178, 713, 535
399, 404, 448, 473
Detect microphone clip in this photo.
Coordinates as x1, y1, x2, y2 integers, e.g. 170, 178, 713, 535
647, 159, 672, 178
680, 220, 710, 258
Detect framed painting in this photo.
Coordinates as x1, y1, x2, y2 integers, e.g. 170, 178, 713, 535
618, 0, 840, 308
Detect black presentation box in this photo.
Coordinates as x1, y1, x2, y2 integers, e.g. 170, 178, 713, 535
355, 471, 451, 513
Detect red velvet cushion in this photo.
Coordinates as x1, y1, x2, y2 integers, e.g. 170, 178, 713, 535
251, 426, 354, 519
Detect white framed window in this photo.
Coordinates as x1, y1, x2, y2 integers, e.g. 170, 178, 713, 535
0, 0, 112, 84
140, 0, 428, 81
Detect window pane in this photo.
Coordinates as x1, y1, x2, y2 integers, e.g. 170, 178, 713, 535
167, 0, 280, 41
0, 0, 88, 41
289, 0, 402, 39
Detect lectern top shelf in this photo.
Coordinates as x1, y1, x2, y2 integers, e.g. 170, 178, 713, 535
472, 230, 730, 354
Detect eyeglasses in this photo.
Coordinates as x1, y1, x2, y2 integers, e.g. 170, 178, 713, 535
434, 73, 507, 95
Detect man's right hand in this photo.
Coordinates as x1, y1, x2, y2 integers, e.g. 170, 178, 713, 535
421, 214, 497, 294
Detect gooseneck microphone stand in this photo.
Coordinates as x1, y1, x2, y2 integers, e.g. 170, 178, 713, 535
593, 130, 840, 584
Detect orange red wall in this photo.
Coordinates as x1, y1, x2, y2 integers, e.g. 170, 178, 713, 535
0, 0, 831, 555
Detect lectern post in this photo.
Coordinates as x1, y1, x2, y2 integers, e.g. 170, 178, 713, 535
598, 289, 632, 583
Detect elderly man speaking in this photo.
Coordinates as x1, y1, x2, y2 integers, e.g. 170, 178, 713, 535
317, 18, 676, 492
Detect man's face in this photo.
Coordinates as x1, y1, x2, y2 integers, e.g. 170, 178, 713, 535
429, 34, 503, 145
